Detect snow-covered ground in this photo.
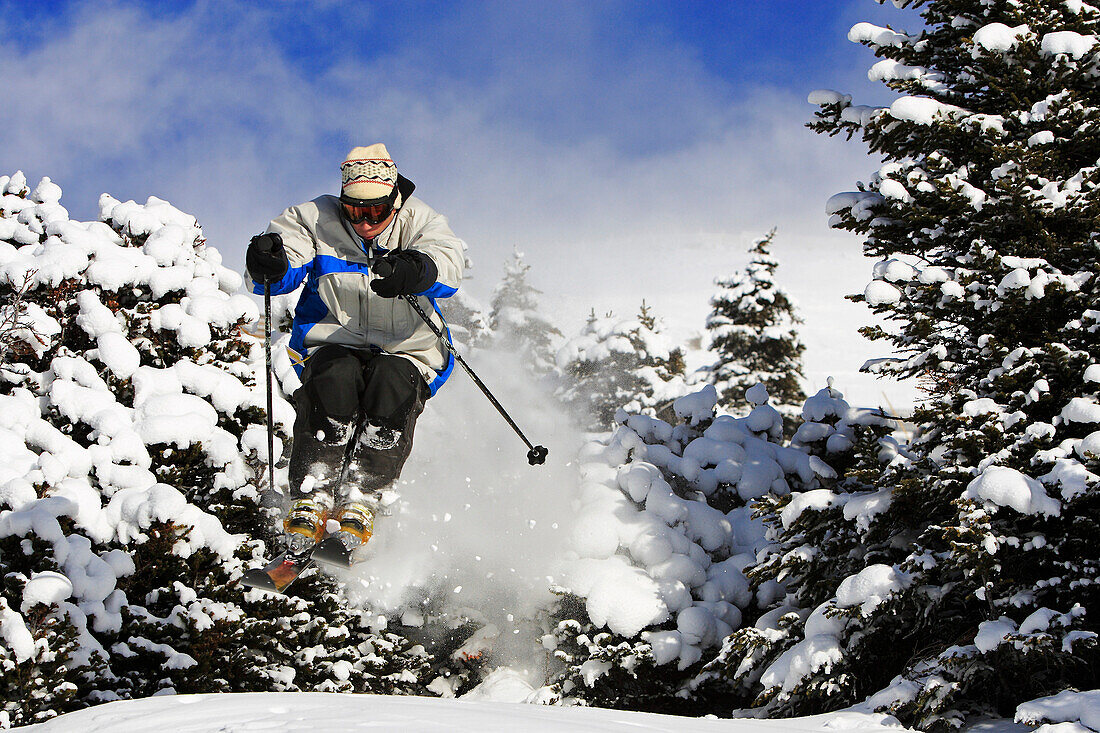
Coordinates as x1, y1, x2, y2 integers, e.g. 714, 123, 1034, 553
22, 691, 913, 733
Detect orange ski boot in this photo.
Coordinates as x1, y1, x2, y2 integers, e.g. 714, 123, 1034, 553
334, 501, 374, 551
283, 498, 328, 555
311, 501, 375, 570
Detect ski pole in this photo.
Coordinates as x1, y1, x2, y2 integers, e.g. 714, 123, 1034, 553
372, 261, 548, 466
263, 283, 277, 491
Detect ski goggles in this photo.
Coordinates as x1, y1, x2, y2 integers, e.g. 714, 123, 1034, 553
341, 188, 399, 225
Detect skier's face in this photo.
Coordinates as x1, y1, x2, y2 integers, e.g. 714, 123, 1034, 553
349, 208, 396, 240
343, 201, 393, 225
342, 188, 399, 240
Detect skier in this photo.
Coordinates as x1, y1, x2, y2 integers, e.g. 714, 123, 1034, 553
245, 143, 465, 559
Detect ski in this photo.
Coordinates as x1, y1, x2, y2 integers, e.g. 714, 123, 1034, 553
241, 548, 317, 594
241, 538, 364, 595
244, 420, 377, 595
310, 536, 354, 571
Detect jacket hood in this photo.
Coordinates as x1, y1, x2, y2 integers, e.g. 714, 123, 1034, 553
396, 173, 416, 202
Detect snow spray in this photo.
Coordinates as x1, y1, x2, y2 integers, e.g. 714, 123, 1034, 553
341, 345, 582, 675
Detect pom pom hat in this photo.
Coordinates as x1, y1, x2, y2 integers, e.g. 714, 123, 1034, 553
339, 144, 416, 228
341, 143, 398, 204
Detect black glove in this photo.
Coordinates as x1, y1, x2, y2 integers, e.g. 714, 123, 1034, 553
246, 232, 288, 284
370, 250, 438, 298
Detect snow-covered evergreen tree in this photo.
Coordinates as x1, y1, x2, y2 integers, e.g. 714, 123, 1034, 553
688, 384, 898, 711
538, 383, 840, 712
0, 174, 434, 726
488, 250, 561, 375
442, 289, 491, 350
706, 230, 807, 416
555, 303, 687, 430
437, 236, 489, 349
709, 2, 1099, 728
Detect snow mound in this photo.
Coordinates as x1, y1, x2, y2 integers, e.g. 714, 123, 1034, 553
1017, 689, 1100, 733
19, 691, 919, 733
889, 96, 966, 125
963, 465, 1061, 517
972, 23, 1032, 53
1040, 31, 1098, 59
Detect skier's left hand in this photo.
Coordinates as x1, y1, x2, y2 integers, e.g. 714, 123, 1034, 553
370, 250, 438, 297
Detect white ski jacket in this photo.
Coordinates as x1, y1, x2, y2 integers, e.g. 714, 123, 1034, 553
248, 193, 466, 394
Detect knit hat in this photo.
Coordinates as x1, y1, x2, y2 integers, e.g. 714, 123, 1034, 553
340, 144, 399, 205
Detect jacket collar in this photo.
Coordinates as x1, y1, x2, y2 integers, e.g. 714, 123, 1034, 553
335, 176, 414, 253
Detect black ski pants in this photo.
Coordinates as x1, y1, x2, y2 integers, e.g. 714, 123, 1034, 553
287, 344, 428, 503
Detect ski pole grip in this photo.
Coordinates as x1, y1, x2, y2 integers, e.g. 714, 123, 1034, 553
527, 445, 548, 466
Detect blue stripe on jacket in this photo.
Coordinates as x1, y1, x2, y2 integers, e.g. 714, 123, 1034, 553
426, 296, 456, 395
250, 263, 309, 296
250, 253, 457, 392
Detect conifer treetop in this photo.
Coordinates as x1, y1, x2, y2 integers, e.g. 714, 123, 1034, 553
706, 229, 806, 412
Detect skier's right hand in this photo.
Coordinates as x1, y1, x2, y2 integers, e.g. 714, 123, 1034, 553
247, 232, 288, 284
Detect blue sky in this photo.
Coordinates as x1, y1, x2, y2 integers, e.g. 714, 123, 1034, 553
0, 0, 921, 406
0, 1, 909, 214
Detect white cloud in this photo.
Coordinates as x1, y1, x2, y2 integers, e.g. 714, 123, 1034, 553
0, 1, 918, 409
